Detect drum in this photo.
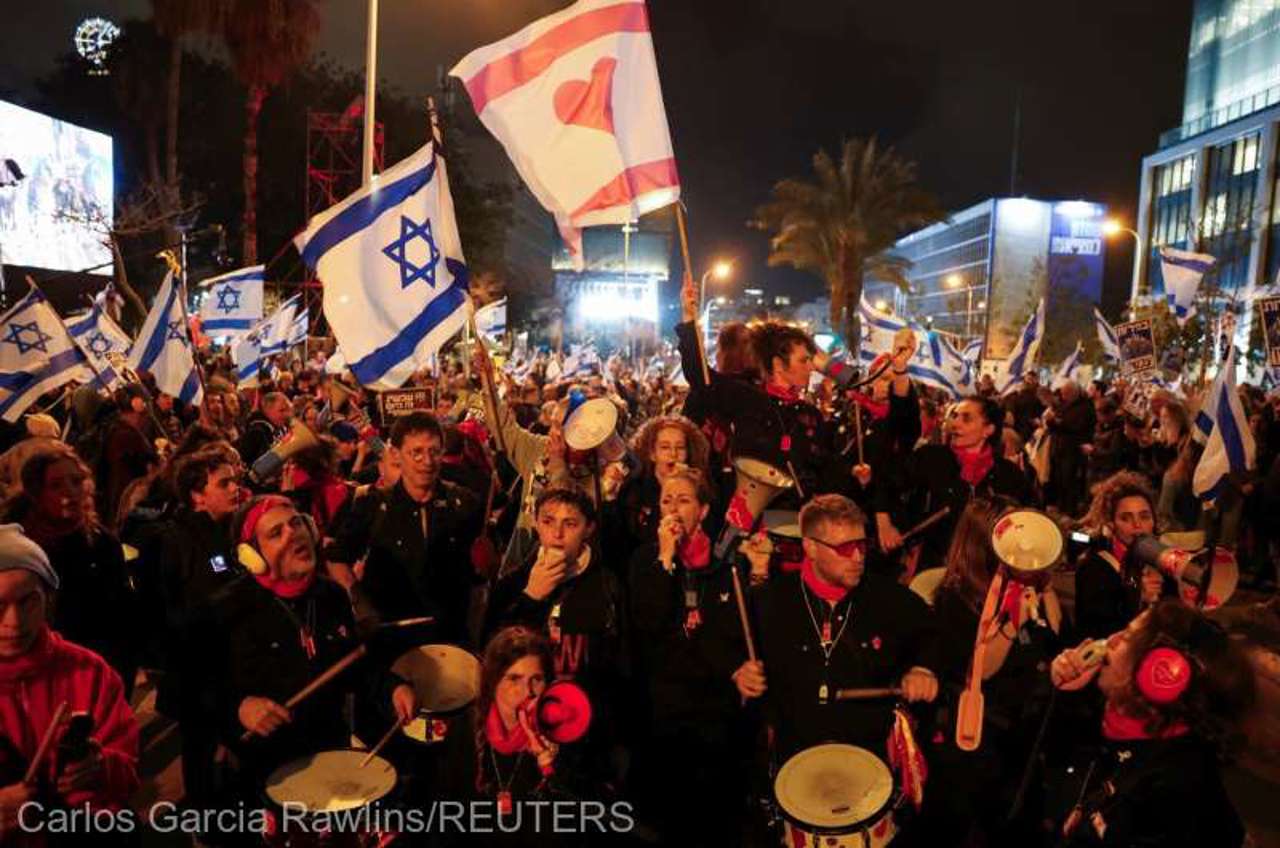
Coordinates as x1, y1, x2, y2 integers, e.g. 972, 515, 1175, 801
263, 749, 398, 847
391, 644, 480, 745
773, 744, 898, 847
763, 509, 804, 569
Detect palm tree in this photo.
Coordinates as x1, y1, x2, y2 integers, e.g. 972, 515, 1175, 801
751, 137, 944, 342
223, 0, 321, 263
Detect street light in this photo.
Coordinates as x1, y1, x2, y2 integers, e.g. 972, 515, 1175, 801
1103, 218, 1144, 302
945, 273, 973, 337
874, 299, 889, 312
700, 259, 734, 311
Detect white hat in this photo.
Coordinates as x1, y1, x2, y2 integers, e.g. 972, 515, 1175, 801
0, 525, 58, 590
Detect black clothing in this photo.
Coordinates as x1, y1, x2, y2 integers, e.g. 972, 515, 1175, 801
1047, 394, 1097, 516
236, 412, 282, 468
1074, 550, 1138, 641
1006, 386, 1045, 442
325, 479, 483, 645
675, 319, 850, 505
1053, 732, 1244, 847
754, 570, 937, 762
209, 575, 401, 783
875, 443, 1033, 566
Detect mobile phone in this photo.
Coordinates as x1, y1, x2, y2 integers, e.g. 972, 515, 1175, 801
1070, 531, 1092, 545
209, 554, 228, 574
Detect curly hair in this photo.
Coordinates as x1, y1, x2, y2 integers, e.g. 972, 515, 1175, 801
628, 415, 710, 479
472, 626, 553, 794
1111, 600, 1256, 753
1079, 470, 1157, 537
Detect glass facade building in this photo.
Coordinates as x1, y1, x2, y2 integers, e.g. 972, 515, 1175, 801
1133, 0, 1280, 350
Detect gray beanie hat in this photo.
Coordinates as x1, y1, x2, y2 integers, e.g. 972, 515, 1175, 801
0, 524, 59, 590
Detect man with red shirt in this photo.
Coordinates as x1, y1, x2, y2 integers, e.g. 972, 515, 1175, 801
0, 524, 139, 839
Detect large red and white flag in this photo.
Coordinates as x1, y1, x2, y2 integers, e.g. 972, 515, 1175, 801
450, 0, 680, 266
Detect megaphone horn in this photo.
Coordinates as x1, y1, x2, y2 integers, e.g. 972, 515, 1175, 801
1129, 535, 1215, 606
249, 420, 321, 484
731, 457, 795, 522
990, 509, 1064, 578
529, 680, 592, 745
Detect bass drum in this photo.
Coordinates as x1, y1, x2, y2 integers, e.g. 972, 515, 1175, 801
392, 644, 481, 745
262, 749, 398, 847
773, 744, 899, 847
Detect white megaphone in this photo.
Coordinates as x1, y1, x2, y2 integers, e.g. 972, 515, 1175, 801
248, 420, 321, 484
990, 509, 1064, 579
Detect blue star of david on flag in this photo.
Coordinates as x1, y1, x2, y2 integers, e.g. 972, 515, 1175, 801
382, 215, 441, 289
86, 331, 112, 357
215, 285, 242, 314
166, 319, 188, 346
3, 321, 53, 355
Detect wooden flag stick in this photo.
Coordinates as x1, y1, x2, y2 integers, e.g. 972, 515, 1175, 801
467, 302, 510, 458
854, 400, 864, 466
674, 203, 712, 386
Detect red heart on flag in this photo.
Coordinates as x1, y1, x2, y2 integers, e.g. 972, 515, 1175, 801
554, 57, 617, 135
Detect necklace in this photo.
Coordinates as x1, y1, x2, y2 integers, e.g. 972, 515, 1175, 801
800, 581, 851, 704
489, 746, 526, 815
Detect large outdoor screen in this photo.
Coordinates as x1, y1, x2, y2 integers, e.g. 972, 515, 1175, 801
0, 100, 113, 274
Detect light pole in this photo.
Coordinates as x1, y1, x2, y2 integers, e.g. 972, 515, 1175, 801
945, 273, 973, 338
700, 260, 733, 311
362, 0, 379, 186
1103, 218, 1143, 301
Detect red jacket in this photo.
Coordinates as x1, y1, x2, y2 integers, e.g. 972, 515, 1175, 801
0, 629, 139, 808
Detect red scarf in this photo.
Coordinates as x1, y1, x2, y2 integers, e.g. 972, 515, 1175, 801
801, 556, 848, 603
254, 570, 315, 599
766, 381, 802, 402
485, 703, 530, 754
1110, 539, 1129, 569
953, 443, 994, 487
0, 626, 52, 685
1101, 703, 1189, 741
849, 390, 890, 421
679, 528, 711, 570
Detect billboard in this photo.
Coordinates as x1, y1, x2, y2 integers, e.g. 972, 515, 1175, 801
0, 100, 113, 274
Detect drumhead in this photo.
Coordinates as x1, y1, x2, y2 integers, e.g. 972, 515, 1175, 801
763, 510, 802, 539
774, 744, 894, 832
564, 398, 619, 451
265, 750, 396, 813
392, 644, 481, 714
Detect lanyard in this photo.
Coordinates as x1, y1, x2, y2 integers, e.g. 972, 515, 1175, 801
800, 582, 851, 703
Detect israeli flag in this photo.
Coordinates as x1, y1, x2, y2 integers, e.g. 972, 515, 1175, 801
0, 287, 100, 422
1192, 346, 1255, 502
198, 265, 264, 339
1159, 247, 1216, 326
67, 302, 131, 389
474, 298, 507, 346
295, 135, 469, 390
1053, 340, 1084, 387
325, 347, 347, 376
128, 271, 203, 405
962, 338, 983, 366
997, 299, 1046, 395
233, 295, 301, 387
1093, 306, 1120, 362
857, 298, 967, 398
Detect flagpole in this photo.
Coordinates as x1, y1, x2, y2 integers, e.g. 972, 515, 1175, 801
674, 203, 711, 386
162, 238, 208, 405
362, 0, 378, 186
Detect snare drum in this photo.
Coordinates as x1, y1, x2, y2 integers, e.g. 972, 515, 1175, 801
263, 749, 397, 847
773, 744, 899, 847
391, 644, 480, 745
763, 509, 805, 570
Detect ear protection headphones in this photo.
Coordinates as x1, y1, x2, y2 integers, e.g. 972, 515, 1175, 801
1133, 615, 1226, 706
233, 495, 318, 576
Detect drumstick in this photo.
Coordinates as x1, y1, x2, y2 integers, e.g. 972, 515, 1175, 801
24, 701, 69, 784
833, 687, 901, 701
854, 401, 864, 466
240, 644, 368, 743
360, 718, 404, 769
729, 565, 758, 663
376, 616, 435, 630
899, 506, 952, 548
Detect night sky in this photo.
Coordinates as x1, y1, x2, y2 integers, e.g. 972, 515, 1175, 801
4, 0, 1193, 309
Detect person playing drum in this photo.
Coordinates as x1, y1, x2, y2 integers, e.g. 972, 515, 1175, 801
209, 496, 417, 788
734, 494, 939, 761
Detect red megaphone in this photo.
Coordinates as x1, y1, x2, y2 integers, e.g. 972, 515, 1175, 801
525, 681, 592, 744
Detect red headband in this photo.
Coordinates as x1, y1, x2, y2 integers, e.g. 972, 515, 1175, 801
239, 496, 294, 544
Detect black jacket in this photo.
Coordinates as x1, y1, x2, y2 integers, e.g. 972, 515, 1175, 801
1074, 549, 1138, 641
326, 479, 483, 645
874, 442, 1033, 564
753, 570, 937, 761
627, 543, 745, 733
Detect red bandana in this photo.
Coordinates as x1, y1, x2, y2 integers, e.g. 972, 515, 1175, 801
485, 703, 531, 754
766, 381, 802, 402
254, 570, 315, 599
952, 443, 994, 487
801, 556, 848, 603
679, 528, 711, 570
1101, 703, 1189, 741
1110, 539, 1129, 568
849, 390, 890, 421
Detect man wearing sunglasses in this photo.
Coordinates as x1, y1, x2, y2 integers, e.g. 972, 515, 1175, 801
734, 494, 939, 765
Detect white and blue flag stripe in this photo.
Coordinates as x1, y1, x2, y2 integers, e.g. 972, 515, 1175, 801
127, 271, 203, 405
998, 298, 1045, 395
66, 302, 130, 389
1159, 247, 1215, 327
858, 298, 969, 398
198, 264, 264, 337
1192, 346, 1254, 502
296, 135, 468, 390
1093, 306, 1120, 362
0, 287, 99, 422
